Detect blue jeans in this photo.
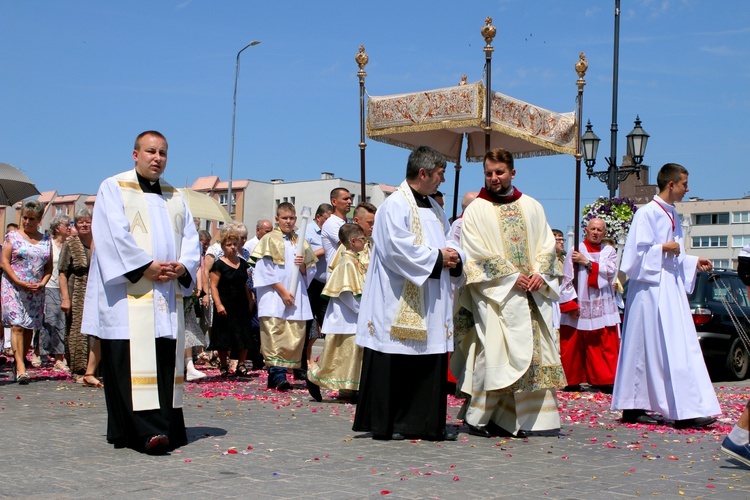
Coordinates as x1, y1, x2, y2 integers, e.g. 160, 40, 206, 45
268, 366, 288, 386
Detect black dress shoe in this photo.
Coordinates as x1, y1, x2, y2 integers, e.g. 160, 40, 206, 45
144, 434, 169, 454
674, 416, 717, 429
486, 420, 516, 437
276, 380, 292, 392
562, 384, 581, 392
465, 422, 492, 438
293, 369, 306, 380
306, 379, 323, 402
621, 409, 659, 425
391, 432, 405, 440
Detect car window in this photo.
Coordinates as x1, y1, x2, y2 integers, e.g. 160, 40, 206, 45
709, 277, 735, 303
731, 276, 750, 307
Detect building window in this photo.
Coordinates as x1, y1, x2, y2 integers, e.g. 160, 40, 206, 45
732, 235, 750, 248
275, 199, 280, 207
732, 211, 750, 223
694, 212, 729, 225
218, 193, 236, 206
55, 206, 63, 215
290, 196, 296, 205
692, 235, 728, 248
711, 259, 731, 269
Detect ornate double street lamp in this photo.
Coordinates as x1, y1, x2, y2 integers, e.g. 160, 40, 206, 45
227, 40, 261, 217
581, 0, 650, 199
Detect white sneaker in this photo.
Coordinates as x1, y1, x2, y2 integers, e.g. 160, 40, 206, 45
186, 367, 207, 381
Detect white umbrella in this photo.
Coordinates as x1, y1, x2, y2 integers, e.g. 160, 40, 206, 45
0, 162, 40, 206
177, 188, 232, 223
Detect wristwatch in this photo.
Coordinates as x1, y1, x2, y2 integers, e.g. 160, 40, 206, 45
585, 261, 593, 271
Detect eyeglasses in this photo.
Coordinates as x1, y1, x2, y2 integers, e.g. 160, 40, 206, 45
555, 238, 565, 242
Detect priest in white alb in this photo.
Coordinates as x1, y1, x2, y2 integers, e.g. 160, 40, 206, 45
611, 163, 720, 428
353, 146, 464, 442
82, 131, 200, 454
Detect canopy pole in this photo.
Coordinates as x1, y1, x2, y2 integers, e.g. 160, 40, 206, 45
481, 17, 496, 153
573, 53, 589, 291
356, 45, 369, 203
451, 134, 464, 221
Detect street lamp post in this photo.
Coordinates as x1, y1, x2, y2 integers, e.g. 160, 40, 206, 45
227, 40, 261, 218
581, 0, 650, 199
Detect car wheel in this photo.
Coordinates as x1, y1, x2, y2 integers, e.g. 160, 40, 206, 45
726, 336, 749, 380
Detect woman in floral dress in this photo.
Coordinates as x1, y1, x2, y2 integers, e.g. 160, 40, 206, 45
1, 200, 52, 384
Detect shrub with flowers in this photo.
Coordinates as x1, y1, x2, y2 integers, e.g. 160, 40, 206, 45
581, 196, 638, 243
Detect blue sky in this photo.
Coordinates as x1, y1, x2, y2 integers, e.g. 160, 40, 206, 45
1, 0, 748, 233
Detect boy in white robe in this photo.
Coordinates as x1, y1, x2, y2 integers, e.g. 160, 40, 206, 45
251, 202, 317, 391
611, 163, 719, 428
306, 223, 368, 401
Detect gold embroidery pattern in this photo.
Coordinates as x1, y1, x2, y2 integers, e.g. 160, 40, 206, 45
465, 254, 518, 284
130, 211, 148, 234
495, 202, 532, 275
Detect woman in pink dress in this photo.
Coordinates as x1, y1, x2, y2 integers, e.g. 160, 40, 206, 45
1, 200, 52, 384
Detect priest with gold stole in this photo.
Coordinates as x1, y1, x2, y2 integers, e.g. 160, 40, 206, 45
453, 148, 566, 439
82, 131, 200, 454
353, 146, 465, 442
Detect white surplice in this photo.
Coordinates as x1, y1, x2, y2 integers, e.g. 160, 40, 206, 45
254, 235, 316, 321
611, 196, 720, 420
81, 172, 200, 341
355, 190, 465, 355
559, 242, 620, 330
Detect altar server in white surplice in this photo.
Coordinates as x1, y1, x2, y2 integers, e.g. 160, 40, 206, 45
82, 131, 200, 454
353, 146, 465, 442
611, 163, 720, 429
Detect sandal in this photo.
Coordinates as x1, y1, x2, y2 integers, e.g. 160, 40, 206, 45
220, 364, 230, 378
236, 364, 250, 377
82, 374, 104, 388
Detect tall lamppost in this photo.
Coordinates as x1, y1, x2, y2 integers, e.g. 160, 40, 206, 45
227, 40, 261, 217
581, 0, 650, 199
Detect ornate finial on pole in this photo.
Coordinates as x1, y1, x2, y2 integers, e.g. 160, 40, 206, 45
575, 52, 588, 87
459, 74, 468, 86
481, 17, 496, 49
356, 45, 369, 202
356, 45, 369, 75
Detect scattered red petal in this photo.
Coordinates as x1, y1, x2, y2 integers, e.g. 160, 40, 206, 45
380, 490, 390, 495
453, 476, 460, 481
227, 449, 238, 454
247, 445, 253, 450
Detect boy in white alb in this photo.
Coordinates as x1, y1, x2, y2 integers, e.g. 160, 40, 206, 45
251, 202, 317, 391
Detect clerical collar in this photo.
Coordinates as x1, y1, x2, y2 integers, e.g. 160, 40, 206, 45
409, 186, 433, 208
477, 185, 523, 205
136, 171, 162, 195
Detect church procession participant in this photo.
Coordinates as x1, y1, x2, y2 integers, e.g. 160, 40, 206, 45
307, 223, 369, 402
611, 163, 720, 428
453, 147, 566, 438
251, 202, 317, 391
82, 130, 200, 454
558, 217, 620, 393
352, 146, 464, 442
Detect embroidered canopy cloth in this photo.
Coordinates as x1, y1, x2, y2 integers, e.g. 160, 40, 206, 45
366, 81, 576, 162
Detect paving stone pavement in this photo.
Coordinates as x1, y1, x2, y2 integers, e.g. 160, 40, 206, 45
1, 363, 749, 499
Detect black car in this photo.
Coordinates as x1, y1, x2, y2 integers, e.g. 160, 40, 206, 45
688, 269, 750, 380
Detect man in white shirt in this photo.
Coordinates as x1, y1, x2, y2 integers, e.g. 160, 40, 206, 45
320, 188, 352, 266
243, 219, 273, 255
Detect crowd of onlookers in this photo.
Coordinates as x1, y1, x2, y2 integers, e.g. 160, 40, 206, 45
0, 200, 99, 385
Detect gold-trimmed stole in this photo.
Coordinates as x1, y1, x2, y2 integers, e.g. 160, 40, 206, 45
116, 169, 186, 411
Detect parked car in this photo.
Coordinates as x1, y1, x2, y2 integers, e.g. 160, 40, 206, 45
688, 269, 750, 380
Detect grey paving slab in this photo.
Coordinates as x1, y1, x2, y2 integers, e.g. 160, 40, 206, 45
1, 365, 749, 499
